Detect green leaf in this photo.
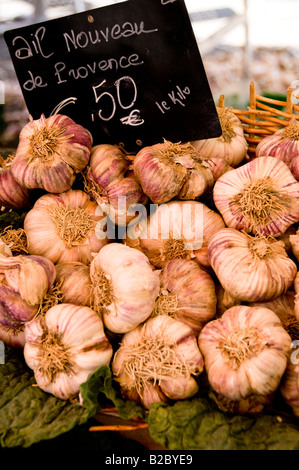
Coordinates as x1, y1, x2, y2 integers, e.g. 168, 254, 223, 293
148, 397, 299, 450
80, 365, 147, 422
0, 348, 100, 448
0, 210, 27, 231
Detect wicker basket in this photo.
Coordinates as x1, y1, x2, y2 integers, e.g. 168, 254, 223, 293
219, 80, 299, 159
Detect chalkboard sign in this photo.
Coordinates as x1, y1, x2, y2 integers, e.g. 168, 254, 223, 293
4, 0, 221, 151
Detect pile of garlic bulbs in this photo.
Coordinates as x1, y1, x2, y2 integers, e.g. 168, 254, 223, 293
1, 108, 299, 419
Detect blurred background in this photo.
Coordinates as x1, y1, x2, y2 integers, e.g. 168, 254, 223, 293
0, 0, 298, 147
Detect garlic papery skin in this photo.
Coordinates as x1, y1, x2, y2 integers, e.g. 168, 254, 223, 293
103, 173, 148, 226
125, 200, 225, 269
112, 315, 204, 409
0, 253, 56, 348
0, 237, 12, 257
0, 253, 55, 307
11, 114, 92, 194
191, 107, 248, 167
55, 262, 92, 307
198, 305, 291, 401
90, 243, 160, 333
255, 117, 299, 167
152, 259, 217, 334
24, 189, 109, 264
0, 154, 30, 209
250, 291, 299, 348
133, 140, 214, 204
213, 156, 299, 236
208, 228, 297, 302
290, 155, 299, 181
88, 144, 131, 190
24, 303, 113, 400
204, 157, 234, 181
84, 145, 148, 226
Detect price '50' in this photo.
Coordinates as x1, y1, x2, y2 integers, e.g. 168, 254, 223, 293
92, 76, 138, 121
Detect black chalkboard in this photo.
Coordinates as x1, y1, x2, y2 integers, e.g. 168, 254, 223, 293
4, 0, 221, 151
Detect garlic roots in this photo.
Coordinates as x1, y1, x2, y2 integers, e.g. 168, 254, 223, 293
112, 315, 204, 409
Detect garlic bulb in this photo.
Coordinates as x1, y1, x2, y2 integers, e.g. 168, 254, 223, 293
208, 228, 297, 302
251, 290, 299, 342
24, 303, 113, 400
153, 259, 217, 334
191, 107, 248, 167
133, 140, 214, 204
0, 154, 30, 209
125, 200, 225, 269
11, 114, 92, 194
213, 156, 299, 236
88, 144, 131, 190
24, 189, 109, 264
0, 253, 56, 348
90, 243, 160, 333
112, 315, 204, 409
198, 305, 291, 401
55, 262, 92, 307
255, 117, 299, 168
84, 145, 148, 226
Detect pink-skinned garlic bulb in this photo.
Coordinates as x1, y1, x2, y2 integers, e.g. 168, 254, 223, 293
112, 315, 204, 409
198, 305, 291, 403
208, 228, 297, 303
0, 154, 30, 209
83, 144, 148, 226
0, 253, 56, 348
133, 140, 214, 204
152, 259, 217, 334
11, 114, 92, 194
56, 243, 160, 334
23, 189, 109, 265
256, 117, 299, 170
213, 156, 299, 237
24, 303, 113, 400
191, 107, 248, 167
125, 200, 225, 270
